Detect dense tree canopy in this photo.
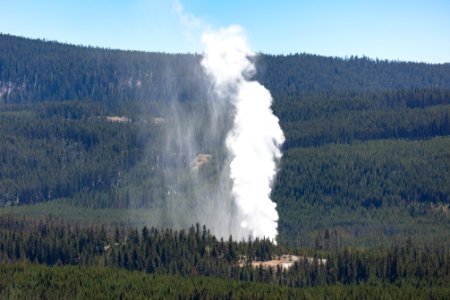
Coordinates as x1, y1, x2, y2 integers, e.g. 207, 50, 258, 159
1, 33, 449, 248
1, 32, 450, 298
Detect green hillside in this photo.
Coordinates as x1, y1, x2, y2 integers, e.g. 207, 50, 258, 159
0, 34, 449, 248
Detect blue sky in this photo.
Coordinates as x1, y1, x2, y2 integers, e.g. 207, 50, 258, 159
0, 0, 449, 63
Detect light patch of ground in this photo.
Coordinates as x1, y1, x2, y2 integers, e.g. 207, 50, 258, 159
241, 255, 327, 270
431, 203, 449, 215
191, 154, 212, 170
152, 117, 165, 125
106, 116, 130, 123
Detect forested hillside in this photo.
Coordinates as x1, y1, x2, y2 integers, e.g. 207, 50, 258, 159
0, 33, 449, 249
2, 33, 450, 104
1, 32, 450, 299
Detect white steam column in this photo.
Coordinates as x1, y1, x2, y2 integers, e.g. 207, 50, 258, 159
201, 25, 285, 242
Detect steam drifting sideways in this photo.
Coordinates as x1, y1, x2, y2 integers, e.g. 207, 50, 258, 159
201, 26, 285, 242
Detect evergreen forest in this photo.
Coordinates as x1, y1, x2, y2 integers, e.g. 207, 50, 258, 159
0, 34, 449, 298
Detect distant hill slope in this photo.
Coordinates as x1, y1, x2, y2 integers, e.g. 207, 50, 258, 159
1, 34, 449, 247
0, 34, 206, 103
257, 54, 450, 94
1, 33, 450, 104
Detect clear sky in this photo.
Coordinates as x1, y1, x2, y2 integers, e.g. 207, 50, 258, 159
0, 0, 449, 63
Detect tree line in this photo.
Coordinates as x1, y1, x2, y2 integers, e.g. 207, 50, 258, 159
2, 33, 450, 105
0, 215, 448, 290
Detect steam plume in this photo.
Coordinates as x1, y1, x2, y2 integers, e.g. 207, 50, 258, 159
201, 25, 285, 242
